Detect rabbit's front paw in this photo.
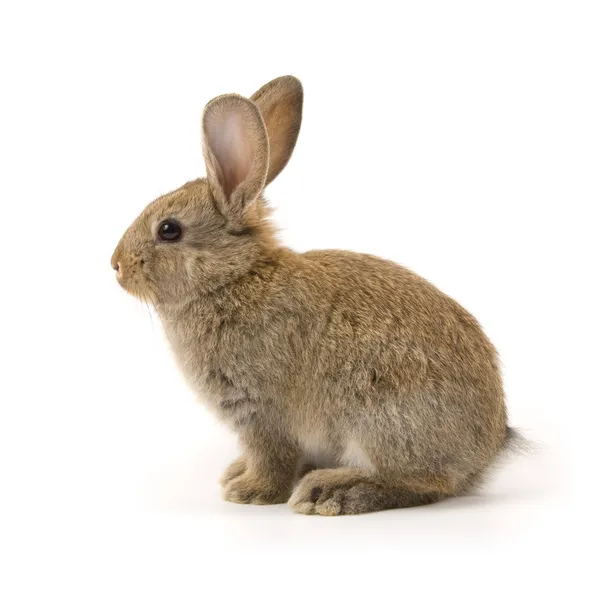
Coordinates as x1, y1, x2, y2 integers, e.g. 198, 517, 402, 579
222, 472, 290, 505
219, 456, 248, 487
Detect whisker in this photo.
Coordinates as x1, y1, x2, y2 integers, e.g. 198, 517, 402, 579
144, 299, 155, 328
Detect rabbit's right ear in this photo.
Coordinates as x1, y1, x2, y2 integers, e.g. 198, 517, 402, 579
251, 76, 303, 185
202, 94, 269, 224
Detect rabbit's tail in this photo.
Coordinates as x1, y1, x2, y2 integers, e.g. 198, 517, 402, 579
462, 426, 533, 494
503, 426, 533, 455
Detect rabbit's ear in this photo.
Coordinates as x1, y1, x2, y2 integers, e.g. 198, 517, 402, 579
251, 76, 303, 185
202, 94, 269, 221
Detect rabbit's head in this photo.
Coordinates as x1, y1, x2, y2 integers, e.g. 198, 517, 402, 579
111, 76, 303, 305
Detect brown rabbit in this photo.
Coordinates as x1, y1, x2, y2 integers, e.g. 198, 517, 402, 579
111, 76, 514, 515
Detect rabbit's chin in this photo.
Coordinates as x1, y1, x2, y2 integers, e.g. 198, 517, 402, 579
115, 274, 157, 305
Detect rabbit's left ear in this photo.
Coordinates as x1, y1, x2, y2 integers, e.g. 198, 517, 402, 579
251, 76, 303, 185
202, 94, 269, 221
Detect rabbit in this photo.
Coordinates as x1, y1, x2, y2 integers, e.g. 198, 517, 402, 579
111, 75, 514, 515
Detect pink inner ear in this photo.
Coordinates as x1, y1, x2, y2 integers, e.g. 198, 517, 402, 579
205, 110, 253, 198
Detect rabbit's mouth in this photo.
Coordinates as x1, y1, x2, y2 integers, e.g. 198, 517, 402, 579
113, 260, 157, 305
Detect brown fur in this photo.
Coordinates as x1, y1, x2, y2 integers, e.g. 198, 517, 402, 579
111, 76, 509, 515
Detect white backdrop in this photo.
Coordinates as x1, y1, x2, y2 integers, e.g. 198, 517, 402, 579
1, 1, 598, 598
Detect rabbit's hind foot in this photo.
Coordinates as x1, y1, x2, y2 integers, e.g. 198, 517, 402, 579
288, 467, 448, 516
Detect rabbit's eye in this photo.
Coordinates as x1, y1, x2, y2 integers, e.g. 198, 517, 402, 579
158, 220, 182, 242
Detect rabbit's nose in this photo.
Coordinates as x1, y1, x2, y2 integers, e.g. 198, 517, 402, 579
111, 245, 122, 273
112, 260, 122, 278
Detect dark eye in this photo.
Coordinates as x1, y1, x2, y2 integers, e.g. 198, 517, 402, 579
157, 220, 182, 242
